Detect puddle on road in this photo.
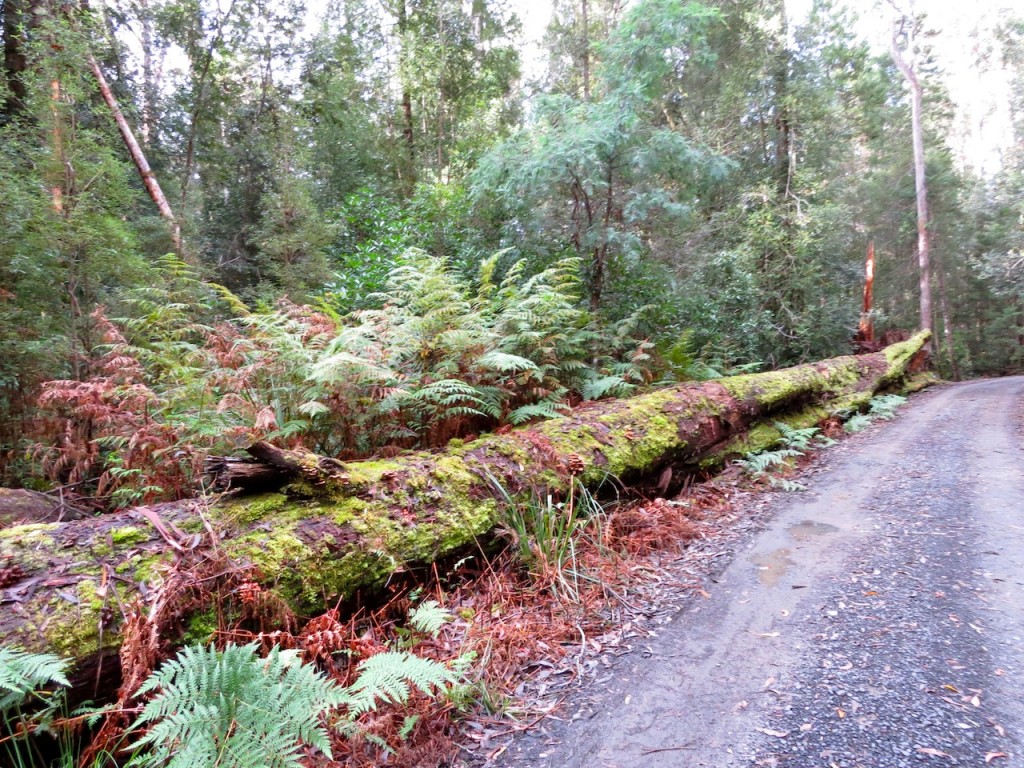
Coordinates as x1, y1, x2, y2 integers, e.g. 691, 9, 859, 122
752, 521, 840, 586
752, 548, 794, 586
787, 520, 839, 541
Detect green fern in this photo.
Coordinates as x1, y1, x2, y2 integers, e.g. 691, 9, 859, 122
581, 373, 633, 401
508, 399, 569, 425
734, 422, 825, 491
843, 413, 873, 433
767, 476, 807, 492
0, 647, 70, 712
774, 422, 821, 452
868, 394, 907, 420
734, 447, 802, 476
340, 650, 461, 716
129, 644, 343, 768
1, 647, 74, 768
407, 600, 452, 638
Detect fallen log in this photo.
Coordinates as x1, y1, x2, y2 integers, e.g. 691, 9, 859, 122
0, 489, 86, 528
0, 332, 929, 678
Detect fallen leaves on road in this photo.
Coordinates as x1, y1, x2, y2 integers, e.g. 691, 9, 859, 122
915, 746, 950, 758
757, 727, 789, 738
985, 752, 1008, 763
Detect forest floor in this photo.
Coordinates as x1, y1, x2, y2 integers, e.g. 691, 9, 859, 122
473, 375, 1024, 767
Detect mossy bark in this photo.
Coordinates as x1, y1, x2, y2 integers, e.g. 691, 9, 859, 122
0, 332, 929, 673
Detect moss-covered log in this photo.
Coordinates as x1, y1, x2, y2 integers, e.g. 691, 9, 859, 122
0, 332, 929, 674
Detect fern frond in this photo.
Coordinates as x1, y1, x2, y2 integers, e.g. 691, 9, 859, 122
407, 600, 452, 638
508, 400, 569, 425
0, 647, 70, 712
774, 422, 820, 451
734, 447, 801, 476
131, 644, 343, 768
868, 394, 907, 420
341, 651, 460, 716
844, 413, 873, 433
581, 374, 633, 401
476, 351, 539, 374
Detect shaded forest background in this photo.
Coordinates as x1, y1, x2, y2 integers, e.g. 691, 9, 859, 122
1, 0, 1022, 510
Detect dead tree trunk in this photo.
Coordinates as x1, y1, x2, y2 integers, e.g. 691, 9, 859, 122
855, 240, 876, 351
88, 56, 182, 254
0, 333, 929, 679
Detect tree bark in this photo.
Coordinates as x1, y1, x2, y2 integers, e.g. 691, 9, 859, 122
2, 0, 30, 117
0, 333, 930, 678
891, 15, 933, 345
935, 260, 960, 380
580, 0, 590, 101
396, 0, 416, 191
855, 240, 876, 351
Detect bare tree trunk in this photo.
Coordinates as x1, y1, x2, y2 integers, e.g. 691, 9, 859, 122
589, 158, 615, 313
88, 56, 182, 255
772, 0, 791, 197
138, 0, 157, 146
935, 263, 961, 380
580, 0, 590, 100
891, 15, 933, 345
179, 0, 239, 212
396, 0, 416, 191
436, 2, 445, 171
49, 77, 72, 214
2, 0, 29, 116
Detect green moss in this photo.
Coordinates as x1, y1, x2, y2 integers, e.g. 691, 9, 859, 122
224, 492, 290, 525
178, 517, 205, 534
115, 554, 142, 574
329, 497, 368, 526
41, 578, 122, 657
111, 526, 148, 547
128, 552, 166, 584
0, 523, 60, 571
703, 406, 830, 469
0, 522, 58, 545
182, 608, 218, 645
226, 524, 311, 604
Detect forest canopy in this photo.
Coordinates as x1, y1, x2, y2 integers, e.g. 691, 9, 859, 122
0, 0, 1022, 507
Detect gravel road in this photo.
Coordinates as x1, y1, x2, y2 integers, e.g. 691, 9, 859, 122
492, 376, 1024, 767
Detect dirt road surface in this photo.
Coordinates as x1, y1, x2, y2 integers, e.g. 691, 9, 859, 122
492, 376, 1024, 767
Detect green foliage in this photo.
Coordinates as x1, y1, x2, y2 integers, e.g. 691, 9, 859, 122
497, 480, 605, 603
1, 647, 72, 768
406, 600, 452, 639
130, 644, 342, 768
473, 0, 730, 310
735, 422, 834, 491
842, 394, 907, 433
867, 394, 907, 421
339, 650, 462, 717
130, 641, 463, 768
0, 648, 70, 712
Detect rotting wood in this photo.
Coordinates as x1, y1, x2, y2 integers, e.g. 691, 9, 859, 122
855, 240, 876, 351
0, 332, 930, 680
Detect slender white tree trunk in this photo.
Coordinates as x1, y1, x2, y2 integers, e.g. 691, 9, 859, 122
891, 16, 933, 343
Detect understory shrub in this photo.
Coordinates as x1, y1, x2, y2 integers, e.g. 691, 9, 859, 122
32, 253, 656, 509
